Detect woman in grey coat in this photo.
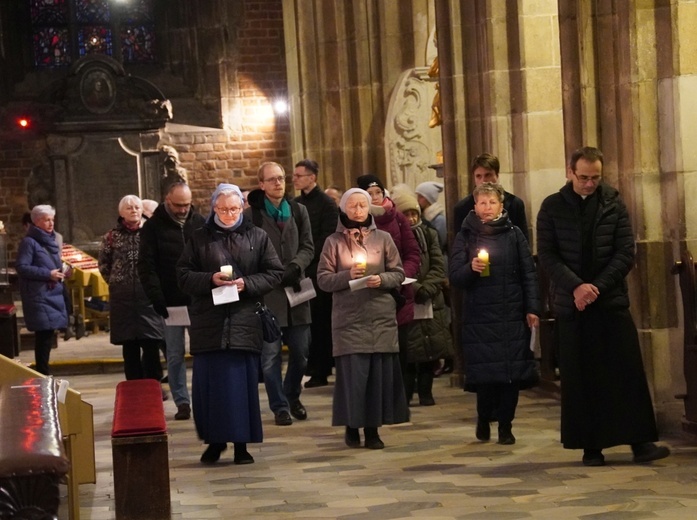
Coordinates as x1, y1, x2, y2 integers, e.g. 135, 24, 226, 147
317, 188, 409, 449
99, 195, 165, 382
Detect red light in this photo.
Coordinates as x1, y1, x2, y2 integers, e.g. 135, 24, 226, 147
17, 118, 30, 129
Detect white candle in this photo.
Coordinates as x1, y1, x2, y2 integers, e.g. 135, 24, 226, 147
354, 254, 367, 270
220, 265, 233, 280
477, 249, 489, 265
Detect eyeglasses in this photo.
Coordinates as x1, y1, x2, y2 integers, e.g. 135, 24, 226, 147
573, 172, 601, 184
215, 206, 242, 215
292, 172, 312, 179
262, 175, 286, 184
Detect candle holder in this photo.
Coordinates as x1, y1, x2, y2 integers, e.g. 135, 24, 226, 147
220, 265, 234, 281
477, 250, 490, 277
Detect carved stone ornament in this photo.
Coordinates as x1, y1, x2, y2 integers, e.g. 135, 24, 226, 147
44, 54, 172, 132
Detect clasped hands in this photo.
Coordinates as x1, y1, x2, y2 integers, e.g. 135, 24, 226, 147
573, 283, 599, 311
212, 271, 245, 292
349, 264, 381, 288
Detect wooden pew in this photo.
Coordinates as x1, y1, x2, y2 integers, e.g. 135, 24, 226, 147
0, 376, 70, 519
0, 356, 96, 520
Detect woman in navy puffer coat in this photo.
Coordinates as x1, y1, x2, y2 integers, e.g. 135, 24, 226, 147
16, 205, 69, 375
450, 183, 540, 446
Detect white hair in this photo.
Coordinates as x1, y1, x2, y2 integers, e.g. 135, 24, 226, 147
118, 195, 143, 214
31, 204, 55, 223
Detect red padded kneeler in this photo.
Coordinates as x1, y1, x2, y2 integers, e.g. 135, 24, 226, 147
112, 379, 167, 437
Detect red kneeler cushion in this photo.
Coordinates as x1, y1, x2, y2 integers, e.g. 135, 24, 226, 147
112, 379, 167, 437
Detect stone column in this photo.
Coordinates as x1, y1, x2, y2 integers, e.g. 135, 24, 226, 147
282, 0, 436, 189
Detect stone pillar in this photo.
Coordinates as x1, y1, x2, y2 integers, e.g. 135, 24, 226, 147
282, 0, 436, 190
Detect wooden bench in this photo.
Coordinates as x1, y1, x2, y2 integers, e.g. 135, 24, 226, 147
0, 376, 71, 519
111, 378, 171, 520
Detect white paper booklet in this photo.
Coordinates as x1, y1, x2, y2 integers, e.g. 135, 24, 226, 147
285, 277, 317, 307
164, 306, 191, 326
413, 301, 434, 320
212, 284, 239, 305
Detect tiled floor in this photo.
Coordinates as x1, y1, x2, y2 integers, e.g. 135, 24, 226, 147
13, 333, 697, 519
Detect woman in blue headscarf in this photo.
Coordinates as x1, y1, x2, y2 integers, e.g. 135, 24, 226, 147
177, 184, 283, 465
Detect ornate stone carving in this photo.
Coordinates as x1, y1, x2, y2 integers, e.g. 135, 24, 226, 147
385, 67, 442, 189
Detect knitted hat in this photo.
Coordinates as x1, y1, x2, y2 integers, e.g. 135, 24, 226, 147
392, 190, 420, 215
415, 181, 444, 205
339, 188, 371, 212
210, 183, 244, 213
356, 174, 385, 194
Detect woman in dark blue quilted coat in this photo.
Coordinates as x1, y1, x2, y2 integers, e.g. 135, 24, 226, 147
450, 183, 540, 445
16, 205, 69, 375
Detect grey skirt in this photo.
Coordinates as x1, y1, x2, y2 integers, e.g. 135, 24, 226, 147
332, 352, 409, 428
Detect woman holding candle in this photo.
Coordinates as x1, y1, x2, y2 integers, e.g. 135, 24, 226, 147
317, 188, 409, 449
449, 182, 540, 445
177, 183, 283, 465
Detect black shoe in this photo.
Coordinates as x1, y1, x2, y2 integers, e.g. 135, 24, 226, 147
75, 314, 86, 340
274, 410, 293, 426
419, 395, 436, 406
345, 427, 360, 448
304, 376, 328, 388
497, 425, 516, 445
582, 449, 605, 466
175, 403, 191, 420
63, 326, 74, 340
476, 419, 491, 441
200, 443, 227, 464
290, 400, 307, 420
364, 428, 384, 449
632, 442, 670, 463
233, 443, 254, 465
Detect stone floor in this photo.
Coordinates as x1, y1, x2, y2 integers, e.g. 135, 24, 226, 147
13, 333, 697, 519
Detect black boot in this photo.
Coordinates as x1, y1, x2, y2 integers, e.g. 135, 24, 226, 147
364, 427, 384, 449
200, 443, 227, 464
497, 424, 515, 445
233, 442, 254, 464
476, 418, 491, 441
417, 370, 435, 406
75, 313, 86, 339
345, 426, 360, 448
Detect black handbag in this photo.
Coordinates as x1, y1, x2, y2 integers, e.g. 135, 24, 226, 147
255, 302, 282, 342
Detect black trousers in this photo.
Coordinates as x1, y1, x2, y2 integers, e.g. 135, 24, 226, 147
306, 283, 334, 378
477, 383, 519, 427
122, 338, 164, 381
34, 329, 55, 375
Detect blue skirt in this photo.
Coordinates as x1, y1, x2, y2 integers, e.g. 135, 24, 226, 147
192, 350, 263, 444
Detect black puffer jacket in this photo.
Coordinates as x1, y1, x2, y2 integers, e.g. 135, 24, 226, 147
176, 216, 283, 355
536, 183, 634, 318
449, 210, 539, 386
138, 203, 206, 309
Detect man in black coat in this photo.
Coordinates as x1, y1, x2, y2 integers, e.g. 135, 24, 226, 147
453, 153, 529, 242
536, 146, 670, 467
293, 159, 339, 388
139, 182, 206, 421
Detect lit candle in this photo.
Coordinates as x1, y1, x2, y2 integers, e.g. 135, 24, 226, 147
354, 254, 367, 270
220, 265, 233, 280
477, 249, 490, 277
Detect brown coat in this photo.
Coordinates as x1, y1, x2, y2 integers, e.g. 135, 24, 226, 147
317, 219, 405, 357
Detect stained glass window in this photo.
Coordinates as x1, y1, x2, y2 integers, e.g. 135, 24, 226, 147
122, 0, 154, 24
30, 0, 68, 24
75, 0, 110, 24
30, 0, 156, 68
121, 25, 155, 63
33, 27, 71, 67
78, 26, 112, 57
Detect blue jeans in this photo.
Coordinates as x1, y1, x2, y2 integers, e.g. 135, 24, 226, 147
261, 324, 310, 414
164, 325, 190, 406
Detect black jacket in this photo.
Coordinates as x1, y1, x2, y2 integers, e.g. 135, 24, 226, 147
450, 210, 539, 386
295, 185, 339, 278
454, 190, 529, 242
176, 217, 283, 355
138, 204, 206, 309
536, 182, 634, 319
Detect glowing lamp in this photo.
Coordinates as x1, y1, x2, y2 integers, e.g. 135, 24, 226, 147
17, 118, 30, 129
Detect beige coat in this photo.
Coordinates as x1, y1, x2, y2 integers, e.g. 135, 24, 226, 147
317, 219, 405, 357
